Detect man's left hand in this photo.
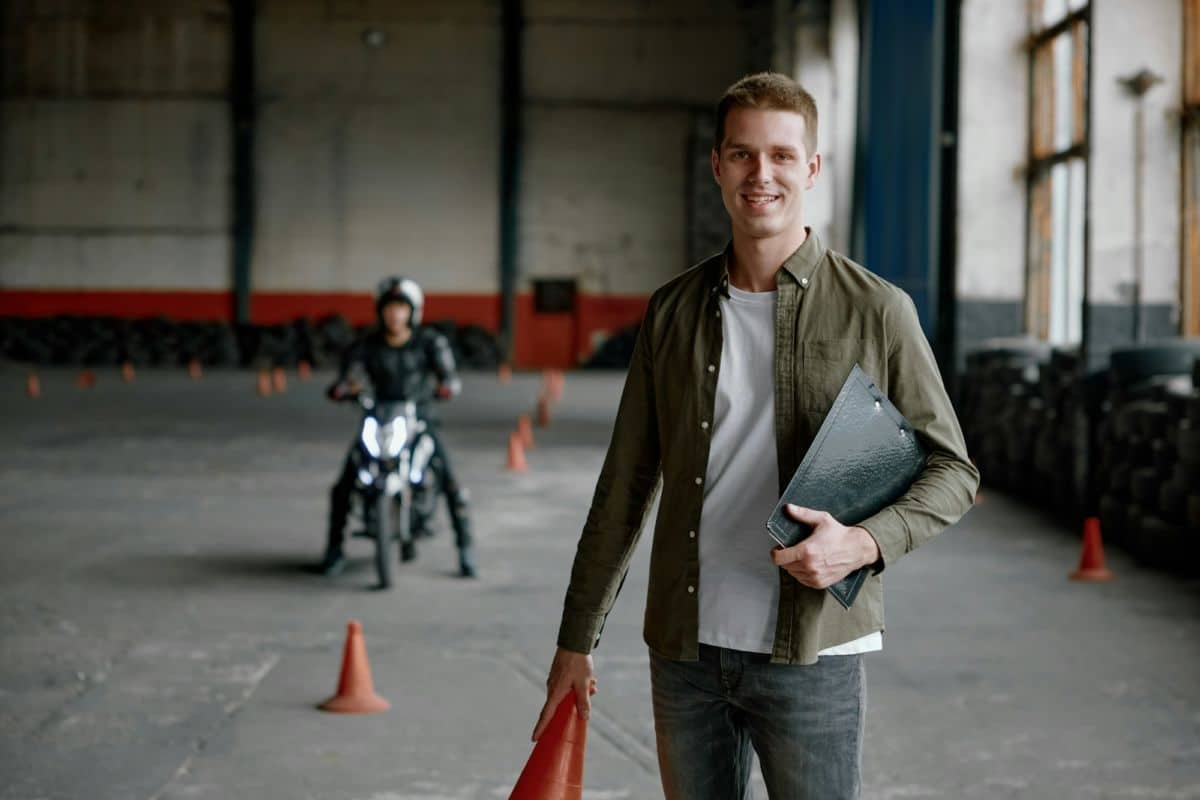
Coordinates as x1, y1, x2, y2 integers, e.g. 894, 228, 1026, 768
771, 504, 880, 589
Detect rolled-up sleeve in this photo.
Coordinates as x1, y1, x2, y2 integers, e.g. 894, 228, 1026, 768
556, 305, 662, 654
857, 293, 980, 570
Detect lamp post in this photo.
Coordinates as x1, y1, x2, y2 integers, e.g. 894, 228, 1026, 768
1116, 68, 1164, 344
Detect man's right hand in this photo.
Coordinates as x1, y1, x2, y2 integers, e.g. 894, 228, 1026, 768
326, 381, 362, 402
531, 648, 596, 742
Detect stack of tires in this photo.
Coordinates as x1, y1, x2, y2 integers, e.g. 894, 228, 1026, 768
1095, 342, 1200, 573
961, 339, 1051, 499
0, 314, 504, 370
1027, 346, 1088, 517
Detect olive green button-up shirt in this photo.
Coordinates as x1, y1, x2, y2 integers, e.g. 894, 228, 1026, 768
557, 230, 980, 665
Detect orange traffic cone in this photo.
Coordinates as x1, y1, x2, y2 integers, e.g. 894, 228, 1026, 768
517, 414, 535, 450
498, 363, 513, 384
256, 369, 273, 397
187, 358, 202, 380
318, 621, 390, 714
1070, 517, 1114, 582
25, 373, 41, 399
75, 369, 96, 389
271, 366, 287, 393
509, 694, 587, 800
121, 362, 136, 383
297, 360, 313, 380
507, 431, 528, 473
536, 394, 551, 428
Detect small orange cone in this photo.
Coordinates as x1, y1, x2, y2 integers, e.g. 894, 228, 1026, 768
318, 621, 390, 714
26, 373, 41, 399
75, 369, 96, 389
187, 358, 202, 380
517, 414, 535, 449
1070, 517, 1114, 582
509, 694, 587, 800
507, 431, 528, 473
498, 363, 513, 384
271, 366, 288, 393
121, 362, 136, 383
297, 360, 313, 380
256, 369, 273, 397
536, 394, 551, 428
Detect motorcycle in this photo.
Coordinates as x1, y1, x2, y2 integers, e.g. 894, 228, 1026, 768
342, 394, 439, 588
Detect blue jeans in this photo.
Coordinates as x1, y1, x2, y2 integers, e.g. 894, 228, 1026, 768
650, 644, 865, 799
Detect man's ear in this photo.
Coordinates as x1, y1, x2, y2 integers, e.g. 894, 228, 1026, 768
805, 152, 822, 190
711, 148, 721, 185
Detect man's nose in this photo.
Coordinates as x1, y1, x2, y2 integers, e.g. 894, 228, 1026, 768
748, 153, 772, 181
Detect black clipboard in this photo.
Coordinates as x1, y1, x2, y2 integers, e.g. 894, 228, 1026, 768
765, 364, 927, 609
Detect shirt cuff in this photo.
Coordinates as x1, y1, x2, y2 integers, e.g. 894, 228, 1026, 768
855, 506, 908, 574
557, 610, 608, 654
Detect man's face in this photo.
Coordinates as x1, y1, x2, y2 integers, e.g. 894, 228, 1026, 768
711, 107, 821, 242
381, 300, 412, 336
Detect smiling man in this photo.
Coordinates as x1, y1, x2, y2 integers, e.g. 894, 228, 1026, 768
533, 73, 978, 799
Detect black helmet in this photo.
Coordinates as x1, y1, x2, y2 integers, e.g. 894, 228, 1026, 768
375, 276, 425, 326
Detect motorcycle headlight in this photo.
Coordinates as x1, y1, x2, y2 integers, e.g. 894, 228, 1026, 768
360, 417, 382, 458
361, 415, 407, 460
379, 417, 407, 459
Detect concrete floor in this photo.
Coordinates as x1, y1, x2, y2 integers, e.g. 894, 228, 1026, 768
1, 367, 1198, 800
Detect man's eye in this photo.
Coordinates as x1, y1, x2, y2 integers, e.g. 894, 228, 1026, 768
775, 153, 795, 162
731, 151, 748, 160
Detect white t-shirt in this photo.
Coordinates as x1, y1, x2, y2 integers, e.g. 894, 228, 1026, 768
696, 284, 882, 657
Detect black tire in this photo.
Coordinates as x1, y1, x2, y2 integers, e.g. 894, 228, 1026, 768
394, 486, 413, 565
1099, 495, 1124, 546
372, 493, 394, 589
1110, 341, 1200, 385
1179, 427, 1200, 464
1131, 515, 1186, 569
1129, 467, 1163, 506
1159, 481, 1189, 523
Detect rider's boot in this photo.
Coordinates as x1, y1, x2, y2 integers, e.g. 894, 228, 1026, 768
321, 480, 352, 576
448, 489, 477, 578
400, 539, 417, 563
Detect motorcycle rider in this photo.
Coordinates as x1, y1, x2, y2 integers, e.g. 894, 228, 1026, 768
319, 276, 478, 579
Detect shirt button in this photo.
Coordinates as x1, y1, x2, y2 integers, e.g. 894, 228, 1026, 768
695, 477, 702, 486
801, 277, 810, 287
707, 364, 715, 373
689, 530, 696, 539
687, 585, 695, 594
701, 420, 709, 430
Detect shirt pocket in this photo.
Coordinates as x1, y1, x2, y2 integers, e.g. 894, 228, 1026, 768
800, 338, 865, 413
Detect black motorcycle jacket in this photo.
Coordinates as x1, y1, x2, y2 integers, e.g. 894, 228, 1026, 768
332, 327, 461, 414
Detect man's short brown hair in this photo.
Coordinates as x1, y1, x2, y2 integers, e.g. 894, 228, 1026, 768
714, 72, 818, 155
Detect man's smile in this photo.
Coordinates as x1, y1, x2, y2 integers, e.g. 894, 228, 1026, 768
740, 191, 783, 210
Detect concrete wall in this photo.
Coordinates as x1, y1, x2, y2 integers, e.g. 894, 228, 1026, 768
1, 1, 231, 302
955, 0, 1029, 355
1, 0, 775, 366
253, 0, 501, 297
1088, 0, 1183, 356
522, 1, 757, 296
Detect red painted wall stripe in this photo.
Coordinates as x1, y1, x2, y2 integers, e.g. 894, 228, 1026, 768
0, 289, 647, 368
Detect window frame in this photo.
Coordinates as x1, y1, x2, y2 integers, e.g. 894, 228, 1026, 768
1023, 1, 1091, 345
1183, 0, 1200, 337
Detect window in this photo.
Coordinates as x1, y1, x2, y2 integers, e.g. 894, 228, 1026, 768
1184, 0, 1200, 336
1025, 0, 1089, 344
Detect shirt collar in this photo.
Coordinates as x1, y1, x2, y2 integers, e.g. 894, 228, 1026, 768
706, 227, 827, 298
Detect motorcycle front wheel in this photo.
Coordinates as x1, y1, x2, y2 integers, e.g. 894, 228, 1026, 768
371, 492, 394, 589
